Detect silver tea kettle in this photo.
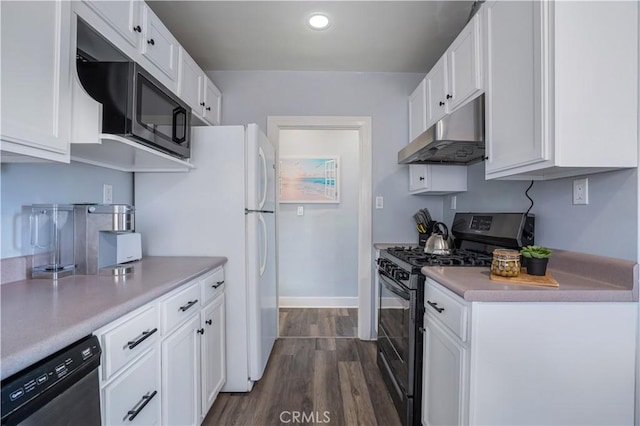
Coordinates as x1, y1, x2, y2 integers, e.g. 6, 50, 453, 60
424, 222, 453, 255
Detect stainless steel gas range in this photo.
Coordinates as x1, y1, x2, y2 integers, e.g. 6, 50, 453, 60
376, 212, 535, 426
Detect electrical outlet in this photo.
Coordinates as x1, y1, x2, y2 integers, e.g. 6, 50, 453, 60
103, 184, 113, 204
375, 196, 384, 209
572, 178, 588, 205
450, 195, 457, 210
297, 206, 304, 216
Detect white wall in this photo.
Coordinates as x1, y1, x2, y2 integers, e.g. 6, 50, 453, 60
443, 163, 638, 261
278, 129, 359, 300
207, 70, 445, 245
1, 162, 133, 259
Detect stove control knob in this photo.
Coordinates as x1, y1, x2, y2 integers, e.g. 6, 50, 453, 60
398, 271, 409, 280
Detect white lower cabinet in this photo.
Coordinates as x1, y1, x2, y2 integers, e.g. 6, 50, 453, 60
422, 278, 638, 425
96, 267, 226, 425
200, 294, 226, 420
103, 348, 161, 426
162, 314, 201, 426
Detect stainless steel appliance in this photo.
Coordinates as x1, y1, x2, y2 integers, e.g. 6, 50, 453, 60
0, 335, 102, 426
376, 212, 534, 425
76, 57, 191, 159
74, 204, 138, 275
398, 95, 484, 165
29, 204, 75, 280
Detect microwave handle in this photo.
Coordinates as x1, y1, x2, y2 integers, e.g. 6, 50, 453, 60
172, 108, 187, 144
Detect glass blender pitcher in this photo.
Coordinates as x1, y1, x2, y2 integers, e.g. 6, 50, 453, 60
30, 204, 75, 279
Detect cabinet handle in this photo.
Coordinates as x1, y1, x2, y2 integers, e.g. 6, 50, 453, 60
439, 101, 445, 107
179, 299, 198, 312
419, 176, 424, 181
427, 300, 445, 313
206, 106, 211, 111
446, 94, 452, 99
133, 25, 142, 33
212, 280, 224, 289
197, 328, 205, 335
126, 328, 158, 350
206, 319, 212, 326
200, 102, 205, 106
127, 390, 157, 421
147, 39, 155, 46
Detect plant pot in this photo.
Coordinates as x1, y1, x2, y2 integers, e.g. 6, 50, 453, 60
526, 257, 549, 276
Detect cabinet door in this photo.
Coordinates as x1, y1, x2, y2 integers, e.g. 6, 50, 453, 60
426, 56, 448, 127
447, 13, 483, 112
103, 348, 161, 426
141, 4, 178, 81
484, 0, 547, 174
409, 165, 429, 192
178, 48, 205, 117
201, 294, 226, 419
82, 0, 141, 49
422, 318, 467, 426
203, 78, 222, 126
409, 79, 427, 142
1, 0, 71, 160
162, 314, 200, 426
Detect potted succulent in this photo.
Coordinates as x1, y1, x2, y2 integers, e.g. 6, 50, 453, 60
520, 245, 552, 276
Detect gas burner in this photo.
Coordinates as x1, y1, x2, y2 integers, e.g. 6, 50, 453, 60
385, 247, 493, 268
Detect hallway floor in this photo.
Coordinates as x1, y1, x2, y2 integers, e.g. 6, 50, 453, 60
279, 308, 358, 338
202, 338, 401, 426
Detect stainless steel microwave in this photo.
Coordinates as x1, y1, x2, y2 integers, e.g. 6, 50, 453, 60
76, 61, 191, 159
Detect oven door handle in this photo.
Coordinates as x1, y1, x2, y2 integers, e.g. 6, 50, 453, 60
379, 271, 411, 300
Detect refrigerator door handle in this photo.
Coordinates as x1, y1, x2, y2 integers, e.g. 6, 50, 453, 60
258, 146, 268, 210
258, 213, 268, 276
245, 209, 274, 214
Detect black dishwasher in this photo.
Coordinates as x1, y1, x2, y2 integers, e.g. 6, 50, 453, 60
1, 335, 102, 426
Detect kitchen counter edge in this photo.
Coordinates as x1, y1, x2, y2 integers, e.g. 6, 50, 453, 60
1, 256, 227, 380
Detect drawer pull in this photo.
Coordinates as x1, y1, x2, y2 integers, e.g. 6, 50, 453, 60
206, 319, 212, 325
127, 328, 158, 350
212, 280, 224, 289
127, 390, 157, 421
427, 300, 445, 313
179, 300, 198, 312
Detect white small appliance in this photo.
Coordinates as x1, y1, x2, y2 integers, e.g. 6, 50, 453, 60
134, 124, 277, 392
98, 232, 142, 267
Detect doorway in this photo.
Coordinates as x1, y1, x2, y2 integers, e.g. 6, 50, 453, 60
267, 116, 373, 340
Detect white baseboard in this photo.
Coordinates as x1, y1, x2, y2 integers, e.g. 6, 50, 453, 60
279, 297, 358, 308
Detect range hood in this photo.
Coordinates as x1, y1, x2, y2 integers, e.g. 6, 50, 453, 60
398, 95, 485, 165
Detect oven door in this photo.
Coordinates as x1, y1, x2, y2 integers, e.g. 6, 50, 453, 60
377, 269, 415, 396
132, 65, 191, 159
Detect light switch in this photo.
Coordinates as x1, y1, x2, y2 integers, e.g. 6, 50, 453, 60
297, 206, 304, 216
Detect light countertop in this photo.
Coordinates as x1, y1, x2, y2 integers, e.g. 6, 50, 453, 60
1, 256, 226, 380
421, 250, 638, 302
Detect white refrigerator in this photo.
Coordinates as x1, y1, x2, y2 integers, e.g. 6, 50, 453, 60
134, 124, 277, 392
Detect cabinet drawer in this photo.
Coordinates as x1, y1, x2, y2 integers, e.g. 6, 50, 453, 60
101, 306, 160, 381
103, 348, 161, 426
201, 267, 225, 306
425, 279, 469, 341
161, 281, 200, 334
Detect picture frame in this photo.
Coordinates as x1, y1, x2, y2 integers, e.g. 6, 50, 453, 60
279, 156, 340, 203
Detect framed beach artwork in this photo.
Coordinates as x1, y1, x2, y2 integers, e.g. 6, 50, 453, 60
279, 157, 340, 203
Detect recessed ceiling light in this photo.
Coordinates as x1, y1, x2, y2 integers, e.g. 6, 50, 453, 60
307, 13, 331, 30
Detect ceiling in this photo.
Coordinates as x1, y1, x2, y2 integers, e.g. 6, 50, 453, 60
146, 1, 475, 73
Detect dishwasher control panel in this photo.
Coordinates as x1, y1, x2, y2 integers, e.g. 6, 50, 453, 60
1, 335, 101, 422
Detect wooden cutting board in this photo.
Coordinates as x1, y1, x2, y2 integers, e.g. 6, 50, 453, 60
490, 269, 559, 288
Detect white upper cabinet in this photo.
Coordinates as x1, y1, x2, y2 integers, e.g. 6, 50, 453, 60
426, 12, 483, 129
484, 0, 638, 180
1, 0, 72, 163
82, 0, 141, 50
409, 164, 467, 195
409, 78, 427, 142
178, 48, 222, 126
141, 3, 178, 82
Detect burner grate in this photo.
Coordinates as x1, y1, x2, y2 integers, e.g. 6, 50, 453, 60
386, 246, 493, 268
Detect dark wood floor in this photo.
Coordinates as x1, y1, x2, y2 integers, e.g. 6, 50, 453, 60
279, 308, 358, 338
203, 338, 401, 426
